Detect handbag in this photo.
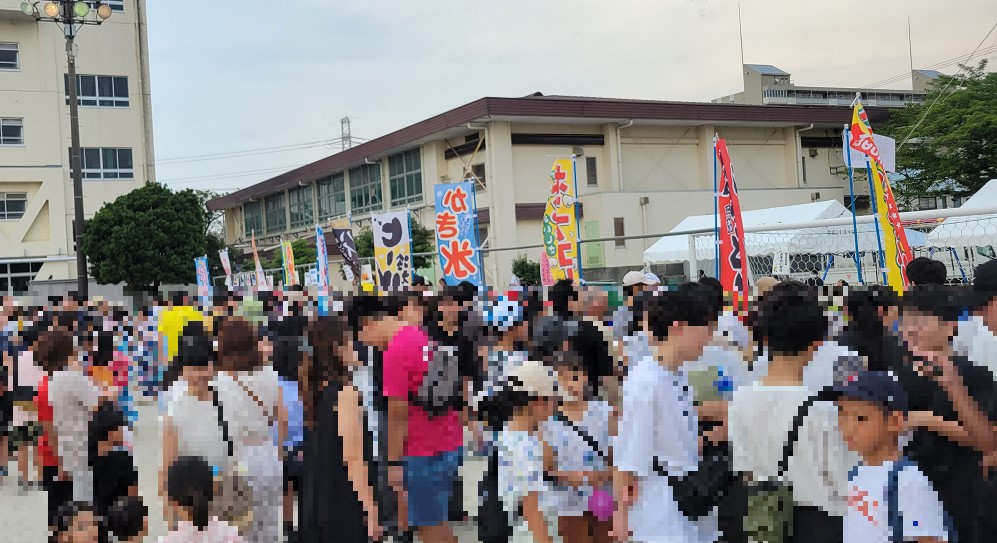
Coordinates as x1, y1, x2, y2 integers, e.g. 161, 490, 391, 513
552, 411, 615, 522
655, 440, 735, 520
208, 383, 254, 533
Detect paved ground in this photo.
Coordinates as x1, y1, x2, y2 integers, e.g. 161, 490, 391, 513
1, 400, 487, 542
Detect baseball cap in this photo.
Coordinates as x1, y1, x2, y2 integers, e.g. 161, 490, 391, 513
506, 359, 563, 399
622, 270, 660, 287
484, 296, 524, 332
833, 371, 908, 413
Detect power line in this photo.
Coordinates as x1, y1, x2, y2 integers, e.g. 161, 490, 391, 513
860, 43, 997, 89
898, 19, 997, 151
157, 139, 341, 165
159, 164, 309, 185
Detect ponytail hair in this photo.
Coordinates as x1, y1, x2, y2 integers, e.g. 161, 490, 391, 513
166, 456, 214, 531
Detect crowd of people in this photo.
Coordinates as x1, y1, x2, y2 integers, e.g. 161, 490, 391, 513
0, 255, 995, 543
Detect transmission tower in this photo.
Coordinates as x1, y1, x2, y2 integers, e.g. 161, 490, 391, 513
341, 117, 352, 151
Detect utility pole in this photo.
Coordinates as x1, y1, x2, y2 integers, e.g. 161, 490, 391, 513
341, 116, 352, 151
65, 7, 88, 298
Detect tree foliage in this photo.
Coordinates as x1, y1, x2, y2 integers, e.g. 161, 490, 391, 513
83, 183, 211, 289
355, 220, 436, 270
512, 253, 541, 285
261, 237, 317, 271
881, 61, 997, 203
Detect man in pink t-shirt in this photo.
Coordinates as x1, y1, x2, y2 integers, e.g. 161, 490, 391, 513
360, 294, 462, 543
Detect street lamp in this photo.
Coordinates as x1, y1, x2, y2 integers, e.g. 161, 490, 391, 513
21, 1, 113, 299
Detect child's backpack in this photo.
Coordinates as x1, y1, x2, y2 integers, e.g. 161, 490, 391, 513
409, 340, 463, 417
477, 447, 512, 543
743, 389, 832, 543
847, 456, 958, 543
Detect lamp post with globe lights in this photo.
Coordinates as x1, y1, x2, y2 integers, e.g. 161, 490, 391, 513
20, 1, 113, 298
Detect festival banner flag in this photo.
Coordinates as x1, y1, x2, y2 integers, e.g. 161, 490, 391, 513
330, 217, 361, 282
715, 137, 750, 311
218, 249, 233, 288
434, 180, 484, 286
372, 210, 413, 290
194, 255, 211, 299
280, 241, 298, 286
315, 224, 330, 287
849, 101, 913, 290
251, 231, 269, 291
541, 158, 581, 285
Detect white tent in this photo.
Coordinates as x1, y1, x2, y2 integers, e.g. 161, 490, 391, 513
926, 179, 997, 248
643, 200, 928, 265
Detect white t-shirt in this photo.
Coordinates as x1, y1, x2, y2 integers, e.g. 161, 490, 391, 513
48, 369, 99, 475
497, 428, 549, 525
844, 461, 949, 543
751, 340, 863, 392
729, 383, 857, 516
613, 356, 718, 543
954, 316, 997, 376
541, 400, 613, 517
166, 380, 229, 473
211, 368, 281, 448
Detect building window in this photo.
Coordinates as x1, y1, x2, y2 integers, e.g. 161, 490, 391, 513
0, 118, 24, 145
86, 0, 124, 12
72, 147, 133, 179
0, 192, 27, 221
614, 217, 625, 247
586, 157, 598, 187
265, 192, 286, 234
0, 261, 44, 296
349, 164, 382, 215
64, 74, 129, 107
952, 195, 965, 207
288, 185, 313, 229
243, 201, 263, 236
388, 149, 423, 206
317, 173, 346, 219
918, 196, 938, 210
0, 43, 18, 70
464, 163, 486, 189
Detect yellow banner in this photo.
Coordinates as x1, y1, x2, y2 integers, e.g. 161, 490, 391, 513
542, 158, 580, 284
281, 241, 298, 286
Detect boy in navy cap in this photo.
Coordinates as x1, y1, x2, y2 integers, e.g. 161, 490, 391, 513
836, 371, 950, 543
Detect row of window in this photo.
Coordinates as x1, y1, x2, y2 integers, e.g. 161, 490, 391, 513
0, 118, 131, 178
919, 195, 965, 210
244, 150, 425, 235
3, 43, 130, 108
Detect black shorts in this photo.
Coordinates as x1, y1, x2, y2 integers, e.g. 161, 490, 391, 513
283, 445, 303, 492
0, 394, 13, 436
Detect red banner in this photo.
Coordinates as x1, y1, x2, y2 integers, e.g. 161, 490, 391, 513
716, 137, 749, 311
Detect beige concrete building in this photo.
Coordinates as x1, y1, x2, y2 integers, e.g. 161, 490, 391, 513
208, 94, 891, 288
714, 63, 940, 107
0, 0, 155, 295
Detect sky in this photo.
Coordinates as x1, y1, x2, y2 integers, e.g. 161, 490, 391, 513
146, 0, 997, 195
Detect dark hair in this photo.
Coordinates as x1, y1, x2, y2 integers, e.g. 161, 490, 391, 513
89, 400, 127, 465
755, 280, 828, 356
531, 316, 579, 362
53, 502, 108, 543
106, 495, 147, 540
302, 315, 352, 428
906, 257, 947, 285
698, 276, 723, 294
216, 317, 261, 372
36, 328, 75, 373
477, 387, 534, 430
550, 279, 577, 318
166, 456, 214, 530
902, 284, 967, 322
273, 336, 303, 382
644, 282, 722, 341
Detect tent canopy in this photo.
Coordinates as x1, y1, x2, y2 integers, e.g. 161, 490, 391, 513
643, 200, 928, 265
926, 179, 997, 248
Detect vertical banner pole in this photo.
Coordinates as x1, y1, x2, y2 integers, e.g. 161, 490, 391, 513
865, 160, 888, 285
844, 126, 865, 285
572, 154, 584, 282
713, 134, 720, 280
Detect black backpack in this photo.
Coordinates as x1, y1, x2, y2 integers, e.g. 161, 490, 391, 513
409, 340, 463, 417
477, 448, 512, 543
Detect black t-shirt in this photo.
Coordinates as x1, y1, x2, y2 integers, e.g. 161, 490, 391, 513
892, 355, 997, 542
427, 323, 480, 386
91, 449, 138, 516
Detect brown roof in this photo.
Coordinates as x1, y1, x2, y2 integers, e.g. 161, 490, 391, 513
207, 95, 890, 211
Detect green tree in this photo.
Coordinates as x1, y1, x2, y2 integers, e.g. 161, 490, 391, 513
261, 238, 317, 271
512, 253, 541, 285
82, 183, 210, 291
355, 220, 436, 270
881, 61, 997, 204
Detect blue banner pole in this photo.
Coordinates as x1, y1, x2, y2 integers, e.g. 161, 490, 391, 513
713, 135, 720, 280
865, 160, 888, 285
844, 126, 865, 285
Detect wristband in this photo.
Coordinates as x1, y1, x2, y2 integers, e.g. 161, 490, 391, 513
387, 460, 404, 467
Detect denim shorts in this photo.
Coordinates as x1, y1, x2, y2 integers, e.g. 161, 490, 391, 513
403, 448, 462, 528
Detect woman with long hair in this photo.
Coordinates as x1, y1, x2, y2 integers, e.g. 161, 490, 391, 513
299, 315, 381, 543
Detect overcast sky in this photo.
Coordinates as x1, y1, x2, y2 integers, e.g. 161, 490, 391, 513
146, 0, 997, 195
